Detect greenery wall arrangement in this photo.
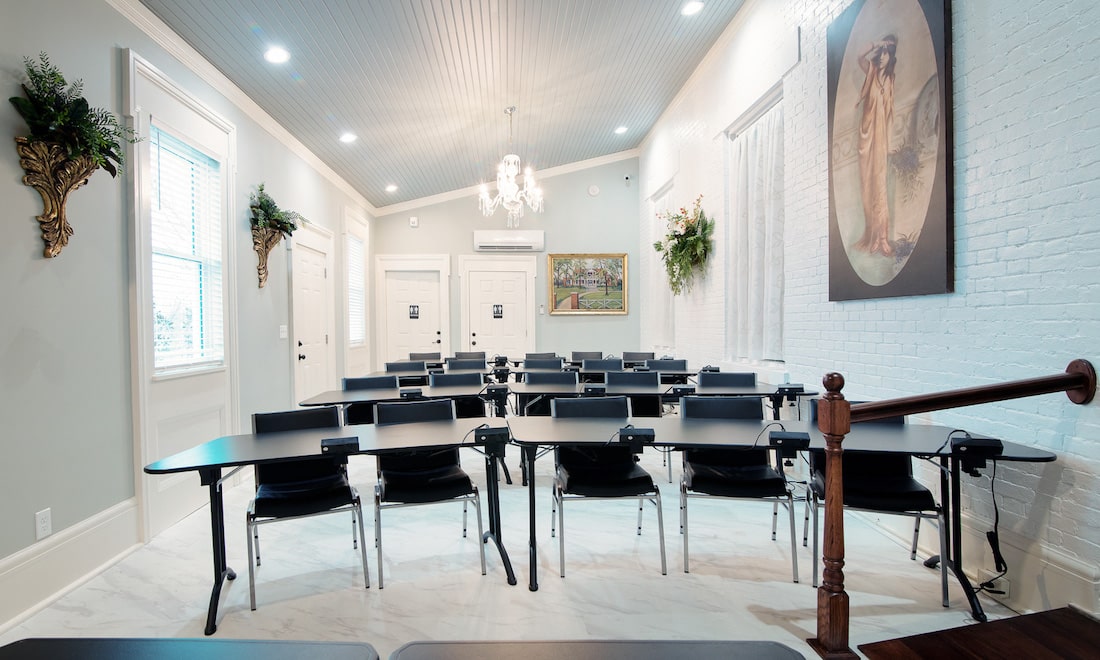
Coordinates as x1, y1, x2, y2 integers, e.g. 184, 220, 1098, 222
9, 53, 138, 258
249, 183, 304, 288
653, 195, 715, 295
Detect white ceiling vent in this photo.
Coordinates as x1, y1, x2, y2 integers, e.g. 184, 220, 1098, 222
473, 229, 545, 252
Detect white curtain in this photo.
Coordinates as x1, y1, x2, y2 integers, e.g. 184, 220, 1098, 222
728, 102, 784, 361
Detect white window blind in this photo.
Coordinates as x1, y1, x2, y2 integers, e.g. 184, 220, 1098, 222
346, 234, 366, 345
150, 126, 224, 372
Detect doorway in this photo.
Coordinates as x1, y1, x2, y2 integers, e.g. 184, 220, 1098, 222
459, 255, 537, 359
375, 255, 451, 366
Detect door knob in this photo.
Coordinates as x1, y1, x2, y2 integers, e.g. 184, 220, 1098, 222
298, 354, 306, 361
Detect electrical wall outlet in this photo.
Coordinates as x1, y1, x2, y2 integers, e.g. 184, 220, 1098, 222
35, 508, 52, 540
979, 569, 1010, 599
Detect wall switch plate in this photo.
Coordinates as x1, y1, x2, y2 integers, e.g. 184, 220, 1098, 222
279, 324, 288, 339
35, 508, 52, 540
409, 216, 419, 228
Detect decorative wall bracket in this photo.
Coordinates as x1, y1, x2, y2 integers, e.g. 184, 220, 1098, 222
15, 137, 99, 258
251, 226, 284, 288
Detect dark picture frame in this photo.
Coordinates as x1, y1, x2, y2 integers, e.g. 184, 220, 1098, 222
548, 253, 628, 315
827, 0, 953, 300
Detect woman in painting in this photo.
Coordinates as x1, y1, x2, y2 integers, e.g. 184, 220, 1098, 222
854, 34, 897, 257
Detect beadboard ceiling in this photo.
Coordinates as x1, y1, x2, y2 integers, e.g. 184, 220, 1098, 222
137, 0, 746, 210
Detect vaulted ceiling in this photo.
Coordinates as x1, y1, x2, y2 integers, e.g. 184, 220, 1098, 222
137, 1, 747, 210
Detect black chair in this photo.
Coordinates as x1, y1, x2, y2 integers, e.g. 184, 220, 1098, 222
580, 358, 623, 383
697, 371, 757, 387
549, 396, 667, 577
645, 358, 689, 384
454, 351, 486, 360
525, 352, 558, 360
385, 360, 428, 386
409, 352, 441, 361
524, 357, 565, 370
678, 396, 798, 581
605, 370, 662, 417
804, 400, 948, 604
445, 357, 488, 372
570, 351, 602, 362
372, 399, 486, 588
343, 375, 400, 425
429, 371, 486, 418
521, 370, 579, 416
246, 407, 368, 610
622, 351, 655, 368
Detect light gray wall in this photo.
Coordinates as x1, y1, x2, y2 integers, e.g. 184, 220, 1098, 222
0, 0, 369, 557
373, 159, 642, 360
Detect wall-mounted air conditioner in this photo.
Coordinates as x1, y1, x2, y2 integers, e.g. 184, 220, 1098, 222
472, 229, 545, 252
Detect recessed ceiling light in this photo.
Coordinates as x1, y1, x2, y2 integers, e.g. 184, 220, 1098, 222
385, 184, 398, 193
264, 47, 290, 64
339, 132, 357, 143
681, 2, 704, 16
614, 126, 628, 135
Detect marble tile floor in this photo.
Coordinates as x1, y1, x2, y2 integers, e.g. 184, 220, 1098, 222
0, 450, 1014, 658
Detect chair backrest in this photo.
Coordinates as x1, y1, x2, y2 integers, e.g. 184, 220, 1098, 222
808, 399, 909, 478
680, 395, 763, 420
429, 371, 484, 388
621, 351, 655, 364
582, 358, 624, 372
409, 351, 442, 361
571, 351, 602, 361
680, 396, 767, 466
697, 371, 757, 387
386, 360, 426, 373
551, 395, 630, 418
252, 407, 343, 484
445, 358, 487, 371
605, 370, 660, 387
375, 398, 456, 425
525, 352, 558, 360
646, 358, 687, 371
526, 371, 579, 386
524, 357, 564, 370
373, 399, 460, 472
454, 351, 486, 360
343, 375, 399, 390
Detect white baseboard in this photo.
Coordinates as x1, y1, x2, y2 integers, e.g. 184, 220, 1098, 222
0, 499, 141, 634
869, 509, 1100, 616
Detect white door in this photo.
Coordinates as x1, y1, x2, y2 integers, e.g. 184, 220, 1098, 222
385, 271, 442, 360
129, 52, 239, 539
292, 224, 335, 403
375, 255, 450, 366
459, 255, 536, 359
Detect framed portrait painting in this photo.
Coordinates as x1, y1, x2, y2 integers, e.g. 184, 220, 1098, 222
827, 0, 954, 300
548, 253, 628, 315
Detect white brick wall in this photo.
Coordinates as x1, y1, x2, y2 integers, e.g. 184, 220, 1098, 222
641, 0, 1100, 611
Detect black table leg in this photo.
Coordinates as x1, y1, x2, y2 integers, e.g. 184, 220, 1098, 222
949, 457, 986, 621
524, 445, 539, 591
481, 440, 517, 586
199, 469, 236, 635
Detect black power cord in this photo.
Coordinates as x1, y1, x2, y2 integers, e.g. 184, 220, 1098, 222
975, 460, 1008, 596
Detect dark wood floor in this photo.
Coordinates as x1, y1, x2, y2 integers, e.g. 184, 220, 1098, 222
859, 606, 1100, 659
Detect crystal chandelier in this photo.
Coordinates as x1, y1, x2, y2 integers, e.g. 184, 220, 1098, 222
479, 106, 543, 228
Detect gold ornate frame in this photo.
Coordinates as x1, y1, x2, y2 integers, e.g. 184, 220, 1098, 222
547, 253, 628, 315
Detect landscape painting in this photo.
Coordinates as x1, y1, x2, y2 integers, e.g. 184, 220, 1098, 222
548, 253, 627, 315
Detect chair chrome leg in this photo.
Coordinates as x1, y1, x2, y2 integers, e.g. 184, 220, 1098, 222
374, 489, 385, 589
351, 510, 358, 549
462, 500, 468, 538
473, 490, 487, 576
786, 493, 799, 583
812, 494, 820, 588
355, 502, 370, 589
557, 489, 566, 578
802, 490, 811, 547
246, 513, 257, 611
654, 485, 667, 576
681, 484, 690, 573
636, 498, 643, 535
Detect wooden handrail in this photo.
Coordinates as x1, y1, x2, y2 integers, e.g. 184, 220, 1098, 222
808, 360, 1095, 659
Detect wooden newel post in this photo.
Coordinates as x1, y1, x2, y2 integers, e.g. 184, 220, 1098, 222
808, 373, 857, 659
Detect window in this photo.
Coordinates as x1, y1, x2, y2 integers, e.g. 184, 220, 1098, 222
346, 234, 366, 345
149, 126, 224, 372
